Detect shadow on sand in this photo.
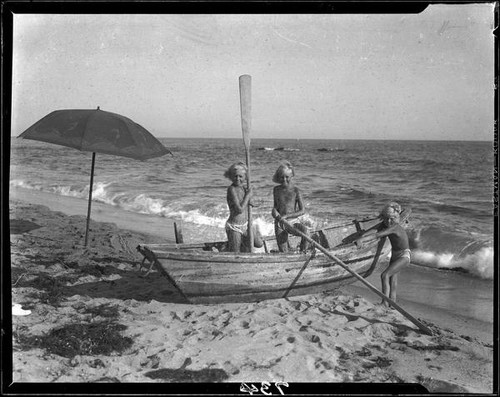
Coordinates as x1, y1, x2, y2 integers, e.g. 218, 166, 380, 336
16, 266, 188, 304
68, 268, 188, 303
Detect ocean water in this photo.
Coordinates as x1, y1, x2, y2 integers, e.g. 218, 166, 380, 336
10, 137, 494, 280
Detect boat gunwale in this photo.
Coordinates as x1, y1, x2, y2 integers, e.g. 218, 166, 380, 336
140, 208, 410, 263
145, 241, 379, 260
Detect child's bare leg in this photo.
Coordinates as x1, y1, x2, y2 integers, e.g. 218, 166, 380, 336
380, 272, 390, 306
277, 232, 289, 252
380, 257, 407, 306
294, 223, 309, 252
275, 224, 289, 252
389, 274, 398, 301
227, 230, 242, 252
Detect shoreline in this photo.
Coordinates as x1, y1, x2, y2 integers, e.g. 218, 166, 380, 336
7, 191, 495, 391
10, 186, 178, 243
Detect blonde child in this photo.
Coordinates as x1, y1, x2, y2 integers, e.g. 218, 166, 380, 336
224, 162, 263, 252
357, 202, 410, 306
271, 161, 309, 252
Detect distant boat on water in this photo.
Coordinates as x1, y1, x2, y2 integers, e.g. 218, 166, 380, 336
256, 147, 346, 152
317, 147, 346, 152
257, 147, 300, 152
274, 147, 300, 152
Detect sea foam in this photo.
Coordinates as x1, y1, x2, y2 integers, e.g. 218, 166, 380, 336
411, 246, 493, 280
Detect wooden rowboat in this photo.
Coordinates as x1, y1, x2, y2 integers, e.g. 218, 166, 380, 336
137, 209, 411, 304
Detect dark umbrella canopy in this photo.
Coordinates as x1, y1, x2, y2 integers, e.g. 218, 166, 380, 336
18, 108, 171, 160
18, 108, 171, 246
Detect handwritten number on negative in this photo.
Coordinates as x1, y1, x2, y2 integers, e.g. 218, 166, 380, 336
239, 382, 289, 395
260, 382, 271, 395
240, 383, 259, 395
275, 382, 289, 395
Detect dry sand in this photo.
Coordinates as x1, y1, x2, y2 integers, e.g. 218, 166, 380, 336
6, 198, 496, 393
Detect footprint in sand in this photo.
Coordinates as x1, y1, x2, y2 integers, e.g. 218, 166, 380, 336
238, 320, 250, 329
309, 334, 321, 344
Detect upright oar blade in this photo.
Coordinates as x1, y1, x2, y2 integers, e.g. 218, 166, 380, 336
276, 216, 433, 336
239, 74, 253, 252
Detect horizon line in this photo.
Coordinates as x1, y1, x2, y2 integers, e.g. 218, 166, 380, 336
9, 135, 493, 143
152, 136, 493, 142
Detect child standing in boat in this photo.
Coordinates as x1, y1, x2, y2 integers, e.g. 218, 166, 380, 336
356, 202, 410, 306
271, 161, 310, 252
224, 162, 263, 252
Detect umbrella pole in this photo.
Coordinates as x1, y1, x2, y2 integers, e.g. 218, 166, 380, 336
84, 152, 96, 247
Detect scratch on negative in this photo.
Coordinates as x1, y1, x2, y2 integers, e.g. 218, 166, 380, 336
273, 29, 312, 49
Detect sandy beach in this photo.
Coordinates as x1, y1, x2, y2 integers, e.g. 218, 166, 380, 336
7, 192, 495, 393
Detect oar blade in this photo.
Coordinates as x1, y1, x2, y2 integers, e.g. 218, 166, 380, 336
239, 74, 253, 252
239, 74, 252, 150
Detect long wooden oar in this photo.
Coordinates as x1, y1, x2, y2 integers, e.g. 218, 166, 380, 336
277, 216, 433, 335
239, 74, 254, 252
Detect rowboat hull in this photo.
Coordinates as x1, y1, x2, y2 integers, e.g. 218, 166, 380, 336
137, 211, 413, 304
147, 239, 389, 304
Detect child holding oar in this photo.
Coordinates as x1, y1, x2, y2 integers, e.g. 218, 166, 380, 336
224, 162, 263, 252
271, 161, 310, 252
356, 202, 410, 306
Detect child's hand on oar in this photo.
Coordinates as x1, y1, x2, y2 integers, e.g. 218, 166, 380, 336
355, 234, 372, 248
272, 208, 281, 220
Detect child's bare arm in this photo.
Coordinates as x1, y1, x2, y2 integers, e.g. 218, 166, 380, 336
371, 224, 398, 239
292, 188, 305, 216
355, 223, 394, 246
272, 187, 282, 218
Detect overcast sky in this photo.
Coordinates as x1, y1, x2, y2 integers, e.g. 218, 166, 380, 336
10, 4, 495, 140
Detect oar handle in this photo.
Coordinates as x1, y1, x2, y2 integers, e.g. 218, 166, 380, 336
245, 149, 254, 251
277, 216, 433, 336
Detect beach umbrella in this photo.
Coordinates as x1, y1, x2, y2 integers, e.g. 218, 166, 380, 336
18, 107, 172, 246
